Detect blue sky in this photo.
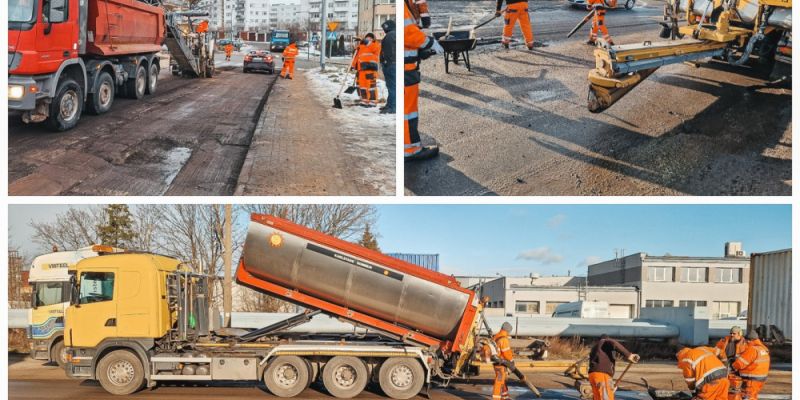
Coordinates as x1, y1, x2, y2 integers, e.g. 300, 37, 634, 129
370, 205, 791, 276
10, 205, 791, 277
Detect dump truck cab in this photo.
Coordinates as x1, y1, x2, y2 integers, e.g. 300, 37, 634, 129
28, 245, 123, 367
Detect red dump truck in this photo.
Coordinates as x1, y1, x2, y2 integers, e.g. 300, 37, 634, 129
63, 214, 491, 398
8, 0, 165, 130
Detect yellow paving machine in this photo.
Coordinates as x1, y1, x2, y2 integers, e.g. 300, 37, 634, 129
587, 0, 791, 112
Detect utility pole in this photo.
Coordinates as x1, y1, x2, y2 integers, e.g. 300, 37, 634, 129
320, 0, 327, 69
223, 204, 232, 327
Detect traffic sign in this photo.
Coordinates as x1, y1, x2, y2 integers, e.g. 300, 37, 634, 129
327, 21, 339, 31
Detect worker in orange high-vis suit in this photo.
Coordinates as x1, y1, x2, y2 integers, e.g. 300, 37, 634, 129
352, 33, 381, 107
196, 20, 209, 33
404, 0, 443, 161
224, 43, 233, 61
281, 41, 299, 79
483, 322, 515, 400
588, 334, 639, 400
496, 0, 534, 50
677, 346, 730, 400
586, 0, 616, 45
732, 331, 770, 400
716, 326, 748, 367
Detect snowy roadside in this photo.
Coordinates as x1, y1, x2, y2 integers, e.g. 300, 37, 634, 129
305, 66, 396, 195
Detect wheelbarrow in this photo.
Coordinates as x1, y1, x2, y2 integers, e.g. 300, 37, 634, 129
432, 31, 478, 74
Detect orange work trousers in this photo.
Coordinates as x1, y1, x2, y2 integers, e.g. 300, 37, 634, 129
502, 2, 534, 47
492, 365, 510, 400
357, 70, 378, 105
404, 82, 421, 157
589, 372, 614, 400
698, 378, 731, 400
590, 7, 611, 42
742, 380, 764, 400
281, 59, 296, 78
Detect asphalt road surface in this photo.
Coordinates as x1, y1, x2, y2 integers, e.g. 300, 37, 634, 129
9, 52, 277, 196
406, 0, 791, 196
9, 355, 791, 399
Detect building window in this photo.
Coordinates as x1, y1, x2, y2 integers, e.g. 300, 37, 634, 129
680, 267, 707, 283
545, 301, 567, 314
649, 266, 672, 282
717, 268, 740, 283
712, 301, 740, 319
645, 300, 674, 308
515, 301, 540, 314
498, 301, 504, 308
678, 300, 708, 308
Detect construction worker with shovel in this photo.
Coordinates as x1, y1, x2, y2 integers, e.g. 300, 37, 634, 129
588, 334, 639, 400
404, 0, 443, 161
352, 33, 381, 107
586, 0, 616, 45
496, 0, 535, 50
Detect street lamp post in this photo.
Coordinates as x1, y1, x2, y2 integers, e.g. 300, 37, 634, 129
320, 0, 327, 69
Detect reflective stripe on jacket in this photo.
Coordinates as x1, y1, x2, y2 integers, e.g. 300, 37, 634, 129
677, 346, 728, 389
733, 339, 770, 382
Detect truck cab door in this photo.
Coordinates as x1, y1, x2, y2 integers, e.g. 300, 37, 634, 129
66, 271, 118, 348
35, 0, 77, 72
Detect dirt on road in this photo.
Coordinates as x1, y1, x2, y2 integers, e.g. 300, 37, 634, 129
405, 1, 791, 196
8, 354, 791, 399
9, 63, 276, 196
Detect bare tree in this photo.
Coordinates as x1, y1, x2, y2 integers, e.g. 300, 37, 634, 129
239, 204, 376, 240
30, 206, 104, 252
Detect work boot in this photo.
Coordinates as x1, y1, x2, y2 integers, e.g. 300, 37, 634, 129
405, 146, 439, 161
527, 44, 534, 50
502, 42, 509, 49
380, 108, 395, 114
586, 39, 596, 45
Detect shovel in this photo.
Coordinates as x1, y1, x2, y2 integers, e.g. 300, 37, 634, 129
333, 45, 359, 109
567, 9, 596, 38
344, 70, 358, 94
469, 9, 505, 39
613, 362, 634, 393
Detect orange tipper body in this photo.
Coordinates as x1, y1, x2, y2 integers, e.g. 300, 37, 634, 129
237, 214, 481, 355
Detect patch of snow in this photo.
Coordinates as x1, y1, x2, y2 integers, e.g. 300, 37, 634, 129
305, 66, 396, 195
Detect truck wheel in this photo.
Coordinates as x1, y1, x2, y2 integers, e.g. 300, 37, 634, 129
264, 355, 310, 397
96, 350, 145, 395
50, 340, 67, 368
378, 358, 425, 399
146, 62, 159, 95
46, 77, 83, 131
124, 63, 147, 99
87, 72, 115, 115
322, 356, 368, 398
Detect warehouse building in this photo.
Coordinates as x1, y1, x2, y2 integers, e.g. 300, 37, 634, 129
587, 242, 750, 319
477, 275, 640, 318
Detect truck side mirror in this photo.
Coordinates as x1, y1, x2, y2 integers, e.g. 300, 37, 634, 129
70, 276, 80, 307
43, 0, 68, 34
30, 284, 38, 310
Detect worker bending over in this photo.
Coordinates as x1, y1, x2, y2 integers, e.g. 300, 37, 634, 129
588, 334, 639, 400
716, 326, 748, 367
496, 0, 534, 50
404, 0, 443, 161
677, 346, 730, 400
732, 331, 770, 400
352, 33, 381, 107
281, 41, 299, 79
224, 43, 233, 61
481, 322, 515, 400
587, 0, 616, 45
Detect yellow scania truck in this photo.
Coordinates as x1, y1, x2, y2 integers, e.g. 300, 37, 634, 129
28, 245, 122, 366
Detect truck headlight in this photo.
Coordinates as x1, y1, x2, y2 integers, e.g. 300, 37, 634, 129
8, 85, 25, 100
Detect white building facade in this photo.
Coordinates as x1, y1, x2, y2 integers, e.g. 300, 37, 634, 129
587, 243, 750, 319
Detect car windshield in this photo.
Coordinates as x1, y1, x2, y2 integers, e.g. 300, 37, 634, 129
9, 0, 36, 22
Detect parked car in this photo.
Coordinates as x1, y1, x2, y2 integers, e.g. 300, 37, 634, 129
217, 38, 244, 51
243, 50, 275, 74
568, 0, 635, 9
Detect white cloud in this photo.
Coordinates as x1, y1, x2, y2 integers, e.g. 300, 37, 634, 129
547, 214, 567, 229
576, 256, 602, 267
516, 247, 563, 265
